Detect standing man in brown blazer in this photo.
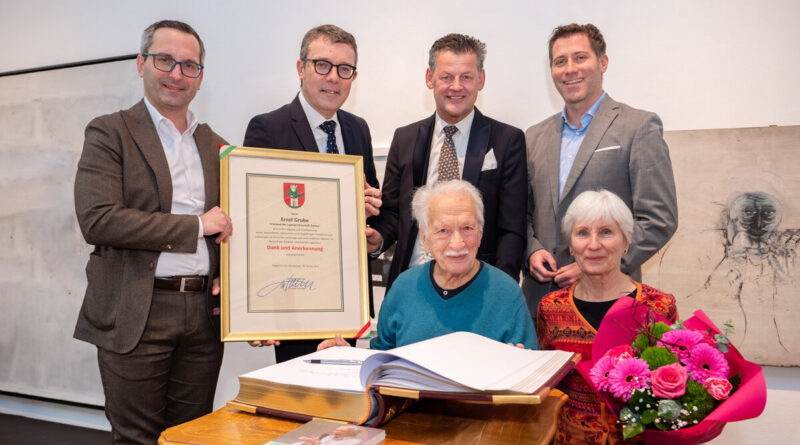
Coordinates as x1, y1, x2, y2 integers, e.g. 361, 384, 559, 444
73, 20, 232, 444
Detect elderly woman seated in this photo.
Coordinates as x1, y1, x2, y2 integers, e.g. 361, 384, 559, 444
321, 179, 537, 351
536, 189, 678, 445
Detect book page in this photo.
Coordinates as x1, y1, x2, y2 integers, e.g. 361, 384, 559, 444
242, 346, 379, 393
360, 331, 575, 393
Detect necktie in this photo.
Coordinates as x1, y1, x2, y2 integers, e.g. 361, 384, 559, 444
437, 125, 459, 181
319, 120, 339, 154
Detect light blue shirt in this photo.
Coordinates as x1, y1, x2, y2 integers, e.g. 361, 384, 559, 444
298, 91, 346, 154
558, 91, 606, 197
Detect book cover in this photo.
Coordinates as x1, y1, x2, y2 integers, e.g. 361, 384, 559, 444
264, 418, 385, 445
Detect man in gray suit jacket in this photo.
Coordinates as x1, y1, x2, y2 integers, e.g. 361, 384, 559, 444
523, 23, 677, 321
73, 21, 232, 444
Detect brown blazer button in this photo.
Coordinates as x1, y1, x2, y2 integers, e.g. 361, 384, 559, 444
166, 244, 173, 251
148, 262, 154, 270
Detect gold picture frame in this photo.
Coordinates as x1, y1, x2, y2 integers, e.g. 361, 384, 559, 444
220, 146, 369, 342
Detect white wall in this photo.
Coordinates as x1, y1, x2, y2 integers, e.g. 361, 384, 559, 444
2, 0, 799, 149
1, 0, 798, 440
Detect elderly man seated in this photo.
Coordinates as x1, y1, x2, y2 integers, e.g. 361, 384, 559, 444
321, 179, 537, 351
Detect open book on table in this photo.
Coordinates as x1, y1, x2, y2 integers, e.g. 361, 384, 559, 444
231, 331, 579, 426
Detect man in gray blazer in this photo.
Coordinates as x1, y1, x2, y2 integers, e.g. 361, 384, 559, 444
73, 20, 231, 444
523, 23, 677, 321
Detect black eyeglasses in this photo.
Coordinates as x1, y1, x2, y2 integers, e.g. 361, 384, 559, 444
303, 58, 356, 79
142, 53, 204, 78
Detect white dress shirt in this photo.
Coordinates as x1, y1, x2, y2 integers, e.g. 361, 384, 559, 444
408, 109, 475, 267
144, 98, 210, 277
299, 91, 347, 154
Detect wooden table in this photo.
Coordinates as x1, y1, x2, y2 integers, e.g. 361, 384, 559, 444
159, 390, 567, 445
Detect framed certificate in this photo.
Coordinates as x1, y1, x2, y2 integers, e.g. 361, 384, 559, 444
220, 146, 370, 342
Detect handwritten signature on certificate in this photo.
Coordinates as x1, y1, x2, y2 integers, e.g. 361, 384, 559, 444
258, 274, 316, 297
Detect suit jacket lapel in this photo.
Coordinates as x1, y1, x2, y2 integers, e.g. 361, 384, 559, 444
560, 96, 619, 203
337, 111, 360, 156
289, 95, 318, 152
546, 114, 562, 216
412, 115, 435, 187
194, 125, 219, 211
123, 100, 173, 212
462, 108, 489, 185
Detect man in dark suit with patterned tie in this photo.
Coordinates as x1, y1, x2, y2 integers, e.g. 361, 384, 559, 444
370, 33, 527, 290
243, 24, 381, 362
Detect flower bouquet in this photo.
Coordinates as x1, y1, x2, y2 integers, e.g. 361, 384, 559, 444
576, 298, 767, 444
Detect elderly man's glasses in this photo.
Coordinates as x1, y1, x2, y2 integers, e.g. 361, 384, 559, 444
142, 53, 204, 78
304, 58, 356, 79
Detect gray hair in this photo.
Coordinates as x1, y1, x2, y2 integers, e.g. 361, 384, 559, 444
412, 180, 485, 236
562, 190, 633, 243
428, 33, 487, 72
141, 20, 205, 64
300, 24, 358, 65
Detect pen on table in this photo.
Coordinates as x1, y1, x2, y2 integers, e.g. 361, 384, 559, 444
304, 359, 364, 365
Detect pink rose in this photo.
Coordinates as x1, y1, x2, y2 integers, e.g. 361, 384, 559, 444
606, 344, 635, 364
650, 363, 688, 399
703, 377, 733, 400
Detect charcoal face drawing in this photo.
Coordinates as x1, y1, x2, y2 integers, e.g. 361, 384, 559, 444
696, 192, 799, 352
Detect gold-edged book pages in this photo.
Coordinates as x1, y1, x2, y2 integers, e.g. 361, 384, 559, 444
235, 376, 374, 424
230, 332, 578, 425
219, 146, 370, 342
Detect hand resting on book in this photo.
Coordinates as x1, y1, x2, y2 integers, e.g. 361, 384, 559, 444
317, 333, 349, 351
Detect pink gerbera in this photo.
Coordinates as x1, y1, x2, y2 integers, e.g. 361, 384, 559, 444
684, 343, 730, 382
608, 357, 650, 401
589, 356, 616, 391
658, 329, 704, 361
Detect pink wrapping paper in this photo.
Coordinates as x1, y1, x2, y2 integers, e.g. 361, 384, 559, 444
576, 298, 767, 445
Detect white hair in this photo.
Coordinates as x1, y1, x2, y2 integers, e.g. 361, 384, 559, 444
562, 190, 634, 243
411, 180, 484, 236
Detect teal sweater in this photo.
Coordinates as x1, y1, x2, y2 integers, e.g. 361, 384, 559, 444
370, 261, 537, 350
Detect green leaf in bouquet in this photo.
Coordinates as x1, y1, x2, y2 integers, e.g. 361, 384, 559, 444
679, 380, 715, 422
657, 399, 681, 420
626, 389, 654, 418
641, 409, 658, 424
653, 417, 671, 431
723, 319, 735, 336
619, 407, 639, 424
640, 346, 679, 370
634, 321, 670, 351
622, 421, 644, 439
729, 372, 742, 394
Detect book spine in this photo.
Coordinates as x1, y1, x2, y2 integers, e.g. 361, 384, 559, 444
254, 406, 315, 423
364, 388, 415, 427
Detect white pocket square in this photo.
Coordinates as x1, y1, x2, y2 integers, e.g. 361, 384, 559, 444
595, 145, 621, 153
481, 149, 498, 171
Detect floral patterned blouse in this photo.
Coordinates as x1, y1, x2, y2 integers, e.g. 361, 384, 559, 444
537, 281, 678, 445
